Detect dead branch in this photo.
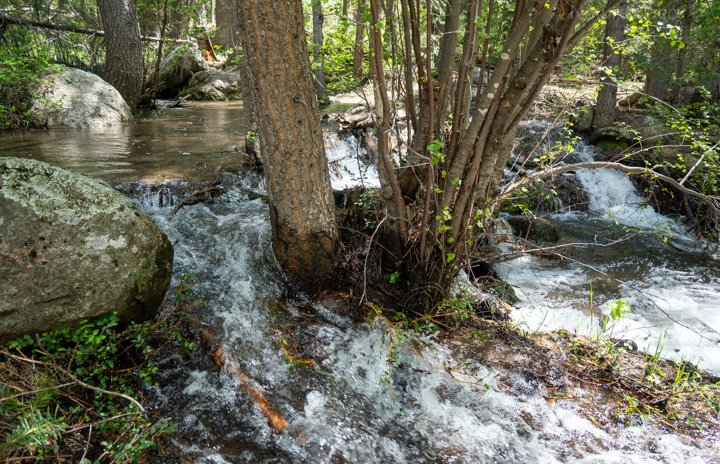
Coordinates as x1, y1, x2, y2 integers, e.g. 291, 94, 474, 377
0, 13, 194, 44
170, 185, 224, 217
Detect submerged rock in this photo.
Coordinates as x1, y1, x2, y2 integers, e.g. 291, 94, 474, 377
0, 157, 173, 338
29, 66, 132, 128
187, 69, 242, 101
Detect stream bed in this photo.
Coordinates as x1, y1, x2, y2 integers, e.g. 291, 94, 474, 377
2, 104, 719, 462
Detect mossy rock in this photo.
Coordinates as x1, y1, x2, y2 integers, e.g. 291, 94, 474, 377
0, 157, 173, 338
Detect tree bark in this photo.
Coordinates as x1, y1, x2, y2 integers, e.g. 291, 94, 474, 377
97, 0, 144, 109
312, 0, 328, 104
353, 0, 367, 79
646, 0, 678, 100
238, 0, 337, 291
593, 1, 626, 129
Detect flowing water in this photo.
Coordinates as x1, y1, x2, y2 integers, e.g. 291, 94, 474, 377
499, 140, 720, 374
2, 107, 719, 462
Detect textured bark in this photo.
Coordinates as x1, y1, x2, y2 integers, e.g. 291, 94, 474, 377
647, 0, 678, 100
353, 0, 367, 79
97, 0, 144, 109
215, 0, 241, 49
312, 0, 328, 103
593, 1, 626, 129
238, 0, 337, 291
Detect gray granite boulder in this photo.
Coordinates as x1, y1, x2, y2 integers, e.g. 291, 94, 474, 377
158, 46, 209, 97
29, 66, 132, 128
187, 69, 242, 101
0, 157, 173, 338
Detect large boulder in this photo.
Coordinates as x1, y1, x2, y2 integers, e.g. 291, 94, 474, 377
29, 66, 132, 128
186, 69, 242, 101
0, 157, 173, 339
158, 46, 209, 97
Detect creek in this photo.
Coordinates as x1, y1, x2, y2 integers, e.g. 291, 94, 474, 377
2, 104, 718, 462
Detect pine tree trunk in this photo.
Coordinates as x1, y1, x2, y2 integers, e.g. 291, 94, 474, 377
593, 1, 626, 129
238, 0, 337, 291
97, 0, 143, 109
312, 0, 328, 103
353, 0, 367, 79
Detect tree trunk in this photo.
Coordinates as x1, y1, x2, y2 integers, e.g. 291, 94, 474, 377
97, 0, 144, 109
215, 0, 240, 50
312, 0, 328, 104
238, 0, 337, 291
353, 0, 367, 79
672, 0, 694, 101
593, 1, 626, 129
646, 0, 678, 100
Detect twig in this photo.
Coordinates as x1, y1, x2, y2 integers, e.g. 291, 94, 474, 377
3, 352, 146, 412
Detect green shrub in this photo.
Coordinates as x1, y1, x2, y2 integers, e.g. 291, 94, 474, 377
0, 277, 197, 462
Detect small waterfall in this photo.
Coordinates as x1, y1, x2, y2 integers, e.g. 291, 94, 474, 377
572, 142, 677, 232
324, 132, 380, 190
499, 135, 720, 376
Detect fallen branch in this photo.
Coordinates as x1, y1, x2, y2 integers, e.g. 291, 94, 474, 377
497, 161, 720, 208
0, 13, 194, 44
170, 184, 223, 217
200, 330, 287, 433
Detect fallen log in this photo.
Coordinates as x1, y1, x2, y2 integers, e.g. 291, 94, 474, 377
200, 330, 287, 433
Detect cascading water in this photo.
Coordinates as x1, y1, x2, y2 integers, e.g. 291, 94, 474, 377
6, 103, 716, 461
498, 138, 720, 375
133, 161, 716, 461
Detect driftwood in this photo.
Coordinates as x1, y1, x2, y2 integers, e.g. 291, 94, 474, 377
338, 106, 375, 130
0, 13, 194, 44
200, 330, 287, 433
618, 91, 643, 108
170, 184, 223, 217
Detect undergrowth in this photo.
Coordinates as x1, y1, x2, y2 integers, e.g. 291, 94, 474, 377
0, 276, 197, 463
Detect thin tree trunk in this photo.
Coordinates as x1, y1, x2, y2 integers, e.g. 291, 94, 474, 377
353, 0, 367, 79
238, 0, 337, 291
97, 0, 144, 109
369, 0, 408, 265
312, 0, 328, 104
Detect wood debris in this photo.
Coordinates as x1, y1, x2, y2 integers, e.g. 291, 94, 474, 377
200, 329, 287, 433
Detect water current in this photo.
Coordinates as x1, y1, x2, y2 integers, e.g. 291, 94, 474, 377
2, 105, 718, 462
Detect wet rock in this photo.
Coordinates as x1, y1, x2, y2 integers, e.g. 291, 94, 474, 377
551, 174, 590, 212
187, 69, 242, 101
158, 46, 209, 97
0, 157, 173, 338
508, 215, 561, 243
589, 125, 637, 147
28, 66, 132, 128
